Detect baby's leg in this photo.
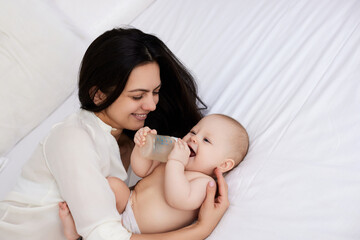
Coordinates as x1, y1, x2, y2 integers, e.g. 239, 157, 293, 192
59, 202, 81, 240
107, 177, 131, 213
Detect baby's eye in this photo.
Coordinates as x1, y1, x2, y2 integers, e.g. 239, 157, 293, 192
203, 138, 211, 143
190, 130, 196, 135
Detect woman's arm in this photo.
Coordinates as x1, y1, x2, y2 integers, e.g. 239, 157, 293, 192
47, 125, 131, 239
131, 168, 229, 240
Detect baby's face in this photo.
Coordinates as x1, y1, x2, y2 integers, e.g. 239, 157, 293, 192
182, 115, 231, 175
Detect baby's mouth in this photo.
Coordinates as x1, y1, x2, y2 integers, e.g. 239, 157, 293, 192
189, 145, 196, 157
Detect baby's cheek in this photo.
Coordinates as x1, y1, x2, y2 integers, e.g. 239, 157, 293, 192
182, 134, 190, 141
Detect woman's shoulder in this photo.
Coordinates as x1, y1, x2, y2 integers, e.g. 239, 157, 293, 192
46, 110, 98, 140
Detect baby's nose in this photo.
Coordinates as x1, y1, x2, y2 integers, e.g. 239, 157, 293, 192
190, 135, 197, 143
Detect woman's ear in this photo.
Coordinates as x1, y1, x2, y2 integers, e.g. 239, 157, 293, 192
90, 86, 107, 106
218, 159, 235, 173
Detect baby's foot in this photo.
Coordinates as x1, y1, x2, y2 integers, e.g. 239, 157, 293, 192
58, 202, 81, 240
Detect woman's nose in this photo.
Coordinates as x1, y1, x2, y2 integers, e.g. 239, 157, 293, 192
142, 96, 157, 111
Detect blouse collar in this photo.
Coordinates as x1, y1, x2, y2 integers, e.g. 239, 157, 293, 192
91, 111, 114, 133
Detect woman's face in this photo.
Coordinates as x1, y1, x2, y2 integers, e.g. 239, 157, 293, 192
97, 62, 161, 132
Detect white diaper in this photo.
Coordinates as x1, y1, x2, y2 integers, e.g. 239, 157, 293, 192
121, 191, 141, 234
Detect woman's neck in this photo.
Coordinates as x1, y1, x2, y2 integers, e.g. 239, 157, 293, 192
95, 112, 123, 140
117, 133, 134, 171
111, 128, 123, 140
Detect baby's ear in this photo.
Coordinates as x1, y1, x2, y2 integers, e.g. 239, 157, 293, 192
218, 159, 235, 173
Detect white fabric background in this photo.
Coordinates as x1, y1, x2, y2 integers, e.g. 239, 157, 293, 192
131, 0, 360, 239
1, 0, 360, 239
0, 0, 86, 157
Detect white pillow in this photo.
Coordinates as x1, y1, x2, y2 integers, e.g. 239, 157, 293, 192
0, 0, 87, 156
49, 0, 155, 40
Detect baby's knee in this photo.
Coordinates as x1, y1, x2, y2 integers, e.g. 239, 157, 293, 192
107, 177, 131, 213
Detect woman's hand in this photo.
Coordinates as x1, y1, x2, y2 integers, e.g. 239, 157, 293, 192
196, 167, 230, 236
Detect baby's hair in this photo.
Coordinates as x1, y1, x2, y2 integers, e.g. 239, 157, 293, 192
213, 114, 249, 166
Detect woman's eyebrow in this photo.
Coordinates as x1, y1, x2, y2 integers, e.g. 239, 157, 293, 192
128, 89, 149, 93
128, 84, 161, 93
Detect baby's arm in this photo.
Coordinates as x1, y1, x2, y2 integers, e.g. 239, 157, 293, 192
164, 140, 213, 210
131, 127, 161, 177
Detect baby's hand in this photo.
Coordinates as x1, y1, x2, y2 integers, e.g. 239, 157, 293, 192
134, 127, 157, 147
168, 139, 190, 166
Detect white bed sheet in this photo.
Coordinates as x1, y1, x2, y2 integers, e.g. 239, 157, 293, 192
131, 0, 360, 239
1, 0, 360, 239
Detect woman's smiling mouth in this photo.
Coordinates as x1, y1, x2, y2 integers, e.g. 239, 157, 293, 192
132, 113, 147, 121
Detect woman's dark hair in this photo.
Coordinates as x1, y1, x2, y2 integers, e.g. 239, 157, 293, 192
78, 27, 207, 137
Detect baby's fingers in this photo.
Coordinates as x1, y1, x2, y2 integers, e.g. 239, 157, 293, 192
140, 127, 151, 137
179, 139, 190, 152
135, 127, 153, 146
173, 140, 190, 156
134, 132, 144, 146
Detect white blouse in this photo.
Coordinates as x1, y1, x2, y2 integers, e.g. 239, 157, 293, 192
0, 110, 131, 240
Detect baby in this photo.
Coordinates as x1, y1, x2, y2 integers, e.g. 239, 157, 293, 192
59, 114, 249, 238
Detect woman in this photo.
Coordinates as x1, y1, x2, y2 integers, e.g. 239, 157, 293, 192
0, 28, 229, 240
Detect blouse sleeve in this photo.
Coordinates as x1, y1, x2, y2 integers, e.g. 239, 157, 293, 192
44, 125, 132, 239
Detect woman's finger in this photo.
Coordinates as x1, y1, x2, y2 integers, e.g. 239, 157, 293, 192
214, 168, 228, 198
204, 180, 217, 205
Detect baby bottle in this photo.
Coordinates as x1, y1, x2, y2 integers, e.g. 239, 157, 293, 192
140, 134, 178, 162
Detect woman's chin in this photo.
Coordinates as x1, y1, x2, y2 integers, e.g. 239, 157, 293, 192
127, 121, 146, 131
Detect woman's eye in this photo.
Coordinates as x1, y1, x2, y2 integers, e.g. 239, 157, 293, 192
132, 95, 143, 100
153, 91, 160, 95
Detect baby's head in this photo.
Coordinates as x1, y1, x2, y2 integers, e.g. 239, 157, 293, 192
182, 114, 249, 176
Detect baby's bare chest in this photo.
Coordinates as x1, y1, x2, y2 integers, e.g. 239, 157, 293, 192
132, 165, 199, 233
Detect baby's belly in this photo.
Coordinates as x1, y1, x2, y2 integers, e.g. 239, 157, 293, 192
132, 180, 197, 233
